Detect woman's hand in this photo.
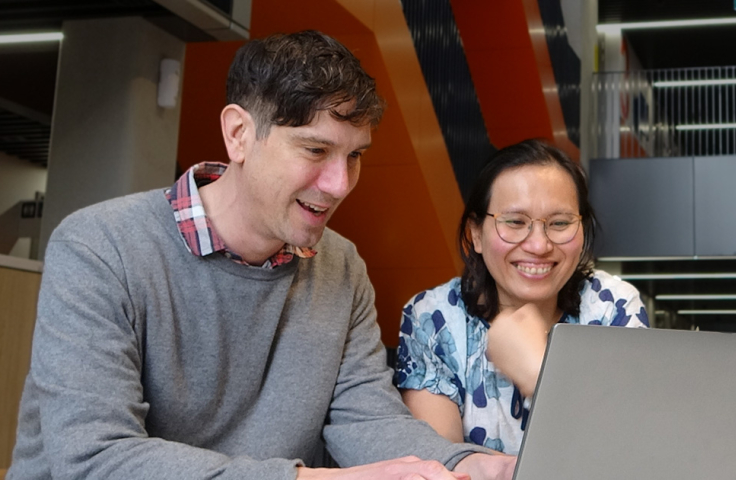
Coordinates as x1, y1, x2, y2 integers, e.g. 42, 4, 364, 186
454, 453, 517, 480
485, 304, 549, 397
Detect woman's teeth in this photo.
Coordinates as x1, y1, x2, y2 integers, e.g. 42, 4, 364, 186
515, 264, 552, 275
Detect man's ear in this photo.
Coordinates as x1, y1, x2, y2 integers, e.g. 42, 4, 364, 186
220, 104, 256, 165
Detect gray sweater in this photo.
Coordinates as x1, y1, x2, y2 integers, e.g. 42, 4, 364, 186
9, 190, 487, 479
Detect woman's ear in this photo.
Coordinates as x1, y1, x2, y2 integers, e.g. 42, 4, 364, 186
220, 104, 256, 165
469, 218, 484, 254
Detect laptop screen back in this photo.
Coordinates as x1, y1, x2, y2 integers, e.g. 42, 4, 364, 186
513, 324, 736, 480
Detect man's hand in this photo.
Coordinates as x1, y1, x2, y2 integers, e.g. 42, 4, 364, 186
486, 303, 549, 398
454, 453, 517, 480
296, 456, 471, 480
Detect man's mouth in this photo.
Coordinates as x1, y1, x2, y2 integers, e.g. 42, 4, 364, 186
297, 200, 328, 216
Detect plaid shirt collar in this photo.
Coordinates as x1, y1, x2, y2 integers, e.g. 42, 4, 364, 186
165, 161, 316, 268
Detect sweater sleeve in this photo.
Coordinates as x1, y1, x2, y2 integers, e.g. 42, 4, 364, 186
15, 232, 302, 480
321, 259, 490, 470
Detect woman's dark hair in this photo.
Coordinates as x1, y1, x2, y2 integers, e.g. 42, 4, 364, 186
226, 30, 385, 138
459, 139, 597, 322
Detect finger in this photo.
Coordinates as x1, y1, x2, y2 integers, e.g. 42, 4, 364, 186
388, 459, 458, 480
451, 473, 471, 480
415, 459, 459, 480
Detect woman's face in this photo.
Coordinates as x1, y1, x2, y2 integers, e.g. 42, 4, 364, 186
470, 163, 584, 311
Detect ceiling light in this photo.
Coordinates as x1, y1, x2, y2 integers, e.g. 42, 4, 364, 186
654, 79, 736, 88
0, 32, 63, 45
597, 18, 736, 34
657, 294, 736, 300
597, 256, 736, 262
618, 273, 736, 280
677, 310, 736, 315
676, 123, 736, 130
598, 256, 700, 261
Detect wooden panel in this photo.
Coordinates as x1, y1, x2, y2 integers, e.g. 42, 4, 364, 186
0, 266, 40, 469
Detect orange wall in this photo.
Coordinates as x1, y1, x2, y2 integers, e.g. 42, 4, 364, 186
177, 0, 584, 345
176, 0, 464, 346
177, 41, 243, 172
450, 0, 579, 160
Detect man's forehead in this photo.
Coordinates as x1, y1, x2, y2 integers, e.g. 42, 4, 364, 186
285, 114, 372, 146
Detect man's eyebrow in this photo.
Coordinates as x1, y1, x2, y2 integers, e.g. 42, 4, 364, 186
291, 134, 372, 150
292, 134, 335, 146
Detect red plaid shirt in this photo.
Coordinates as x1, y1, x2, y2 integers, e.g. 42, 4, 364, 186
165, 162, 316, 268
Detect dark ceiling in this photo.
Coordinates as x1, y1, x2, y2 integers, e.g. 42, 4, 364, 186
599, 0, 736, 69
0, 0, 215, 166
0, 0, 168, 31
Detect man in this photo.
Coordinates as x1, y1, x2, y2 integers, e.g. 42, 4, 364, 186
8, 31, 515, 479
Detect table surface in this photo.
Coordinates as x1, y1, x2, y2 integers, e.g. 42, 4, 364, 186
0, 254, 42, 273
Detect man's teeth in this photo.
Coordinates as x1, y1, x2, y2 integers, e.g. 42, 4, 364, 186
515, 264, 552, 275
300, 201, 327, 214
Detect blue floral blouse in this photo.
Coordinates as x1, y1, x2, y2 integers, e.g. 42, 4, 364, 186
393, 270, 649, 455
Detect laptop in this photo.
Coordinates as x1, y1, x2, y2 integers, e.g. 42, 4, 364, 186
513, 323, 736, 480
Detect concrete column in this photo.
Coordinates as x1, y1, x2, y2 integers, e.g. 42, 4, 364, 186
566, 0, 597, 170
40, 16, 185, 257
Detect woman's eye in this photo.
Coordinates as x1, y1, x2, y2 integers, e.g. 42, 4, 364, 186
548, 217, 575, 229
504, 219, 527, 228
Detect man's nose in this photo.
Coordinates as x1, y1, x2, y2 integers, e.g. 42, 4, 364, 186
318, 157, 354, 199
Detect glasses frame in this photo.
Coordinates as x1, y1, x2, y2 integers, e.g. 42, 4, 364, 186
486, 212, 583, 245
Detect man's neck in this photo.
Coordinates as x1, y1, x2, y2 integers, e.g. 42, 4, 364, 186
199, 169, 284, 265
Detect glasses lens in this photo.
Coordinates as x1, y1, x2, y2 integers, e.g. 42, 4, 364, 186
494, 213, 531, 243
545, 214, 581, 244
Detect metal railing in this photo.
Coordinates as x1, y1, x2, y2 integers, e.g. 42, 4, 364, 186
591, 66, 736, 159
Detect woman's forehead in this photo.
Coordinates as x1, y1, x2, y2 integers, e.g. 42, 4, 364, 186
488, 164, 578, 207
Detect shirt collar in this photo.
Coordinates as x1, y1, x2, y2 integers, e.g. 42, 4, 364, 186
165, 161, 316, 268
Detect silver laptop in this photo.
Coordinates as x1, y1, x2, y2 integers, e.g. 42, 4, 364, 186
513, 323, 736, 480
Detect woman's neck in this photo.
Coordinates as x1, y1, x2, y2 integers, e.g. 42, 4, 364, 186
498, 296, 563, 330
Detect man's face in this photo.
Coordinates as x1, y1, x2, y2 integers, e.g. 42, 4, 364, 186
240, 104, 372, 252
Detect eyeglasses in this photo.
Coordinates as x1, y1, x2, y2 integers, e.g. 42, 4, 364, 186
486, 212, 582, 245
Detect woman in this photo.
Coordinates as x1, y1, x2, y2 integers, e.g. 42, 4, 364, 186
393, 139, 649, 455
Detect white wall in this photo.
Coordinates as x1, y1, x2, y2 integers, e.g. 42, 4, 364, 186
39, 16, 185, 258
0, 151, 47, 258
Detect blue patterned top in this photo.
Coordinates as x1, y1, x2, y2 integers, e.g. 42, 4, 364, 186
393, 270, 649, 455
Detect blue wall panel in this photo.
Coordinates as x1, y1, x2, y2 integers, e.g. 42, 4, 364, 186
537, 0, 581, 147
401, 0, 495, 201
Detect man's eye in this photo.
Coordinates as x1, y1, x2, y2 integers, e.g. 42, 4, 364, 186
348, 151, 363, 160
308, 148, 325, 155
